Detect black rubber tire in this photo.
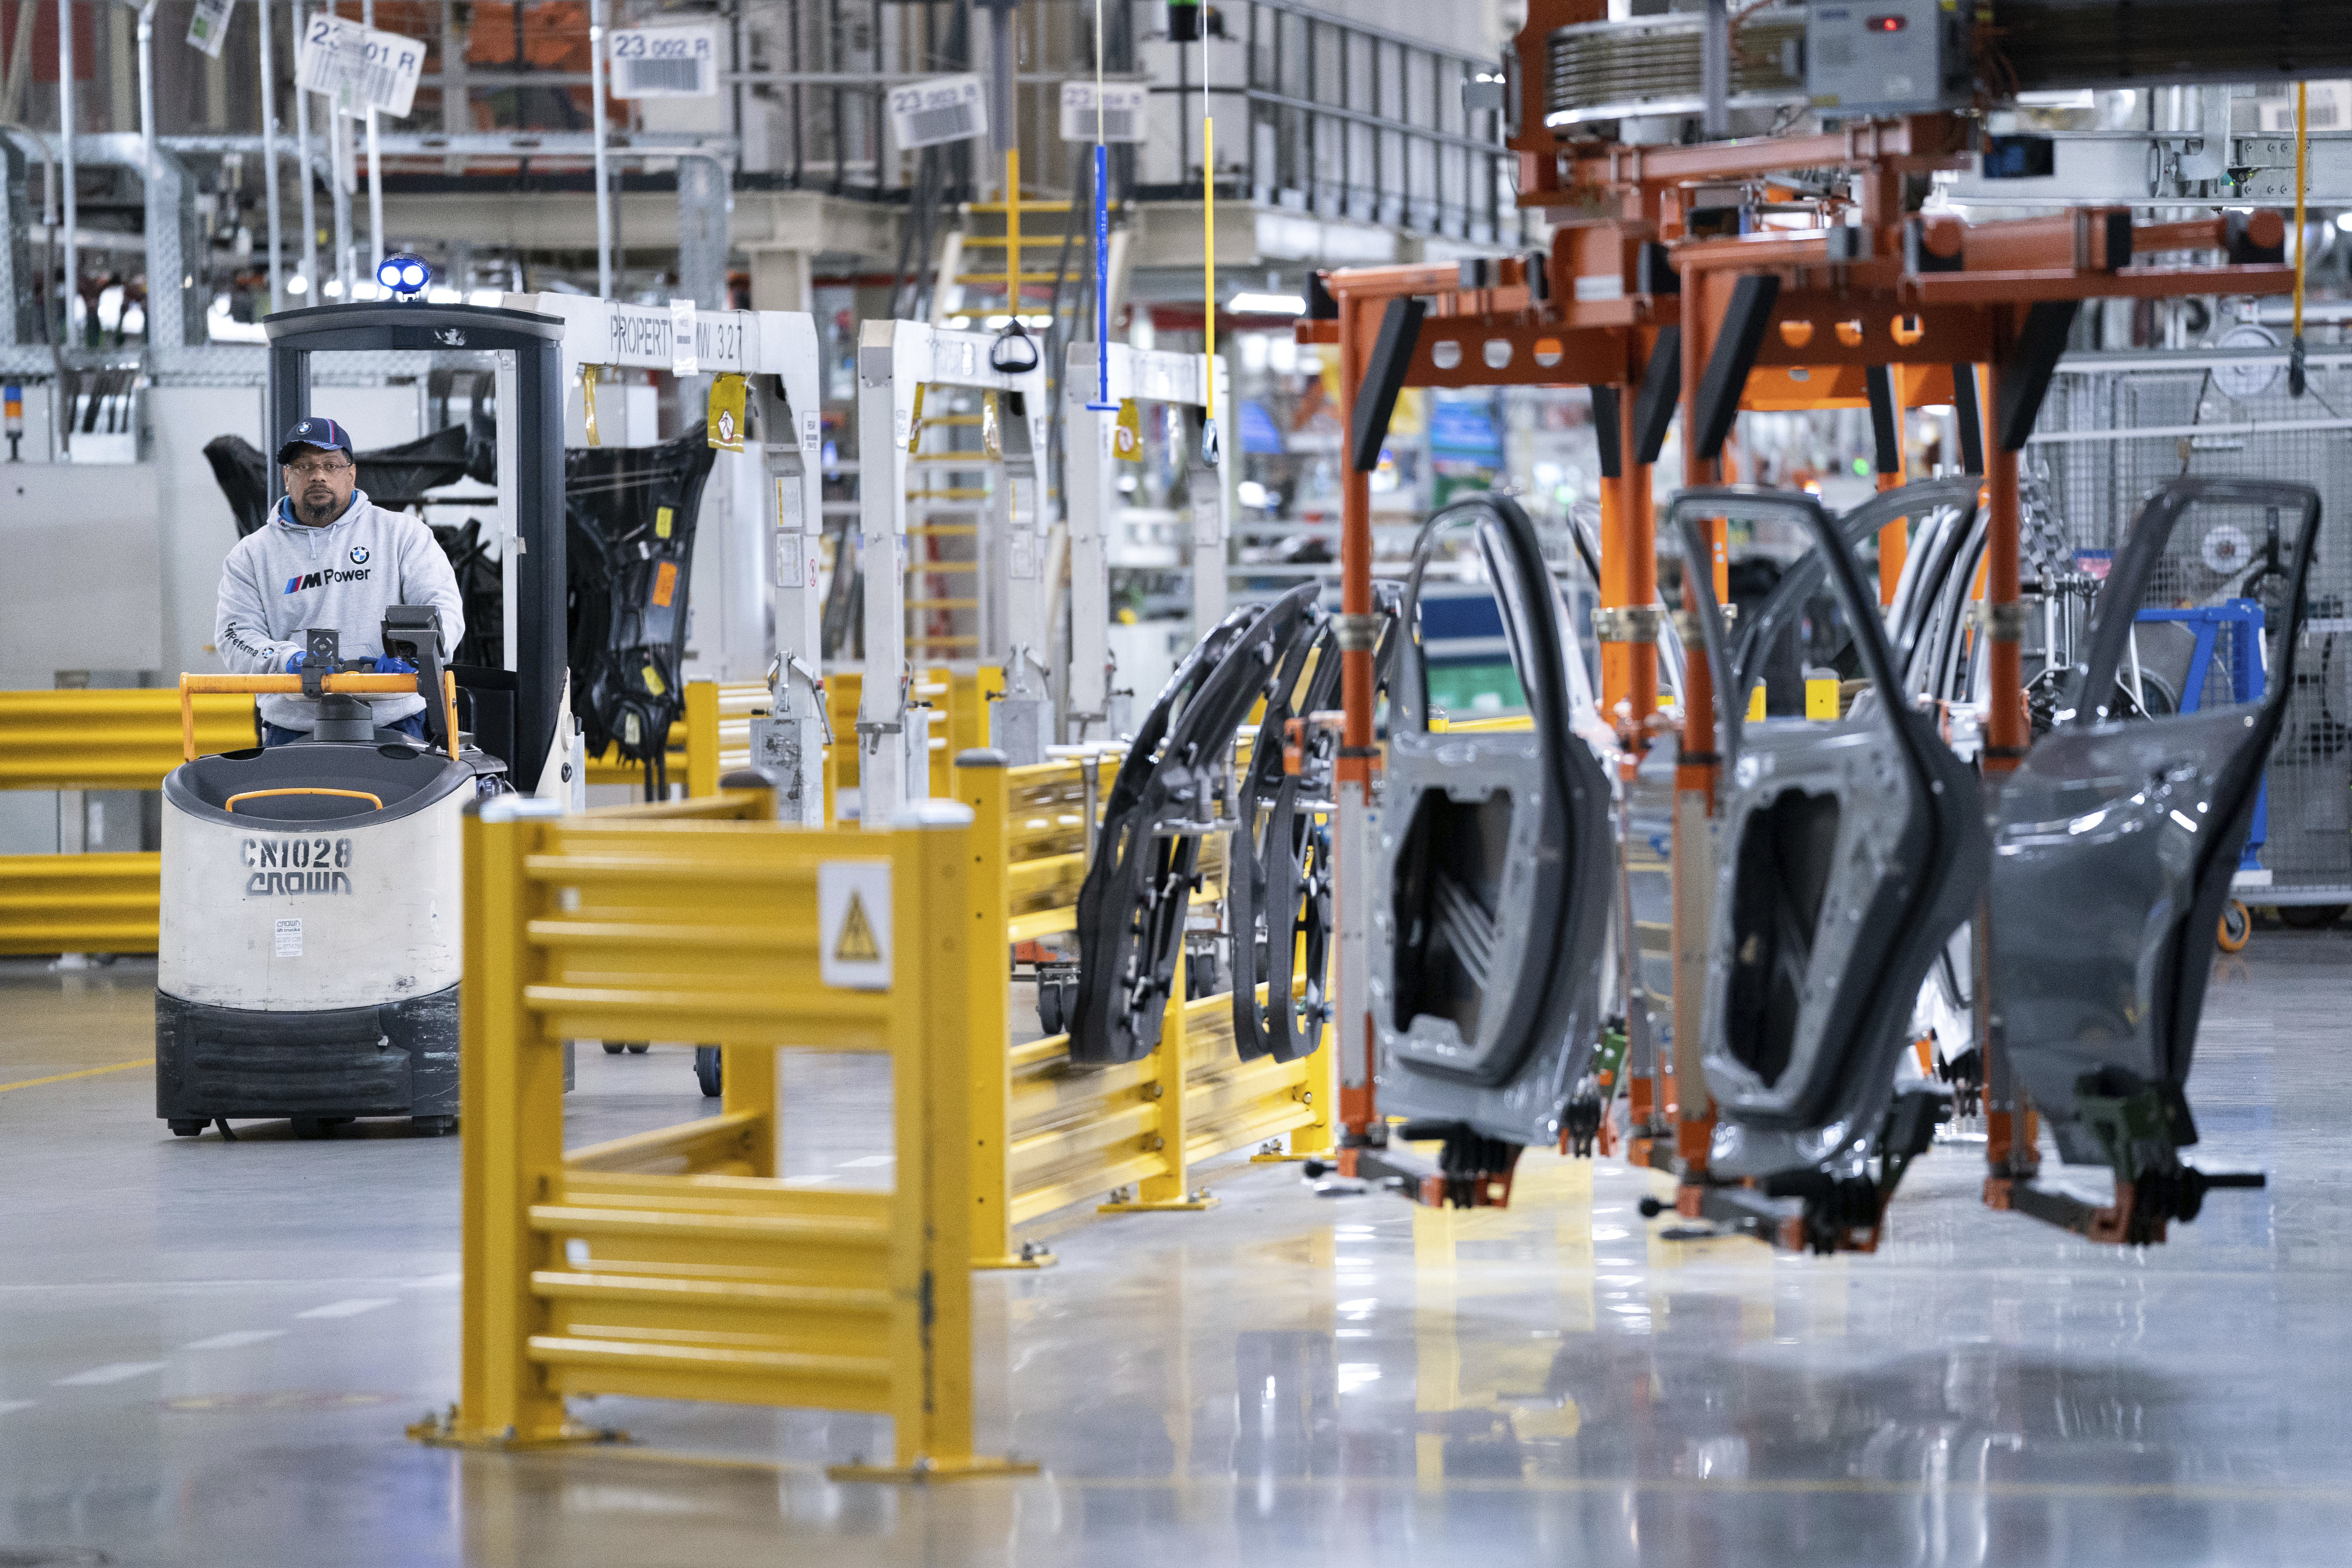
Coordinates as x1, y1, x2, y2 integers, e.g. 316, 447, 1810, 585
627, 1044, 650, 1054
167, 1119, 205, 1137
291, 1117, 332, 1140
1036, 983, 1064, 1037
602, 1042, 626, 1055
2279, 904, 2348, 930
694, 1046, 723, 1098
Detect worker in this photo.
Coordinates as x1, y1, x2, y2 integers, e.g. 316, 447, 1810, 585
214, 417, 465, 745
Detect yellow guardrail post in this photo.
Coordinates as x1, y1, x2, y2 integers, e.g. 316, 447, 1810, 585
455, 795, 577, 1447
953, 750, 1055, 1270
1099, 947, 1214, 1214
840, 797, 1033, 1477
684, 680, 721, 797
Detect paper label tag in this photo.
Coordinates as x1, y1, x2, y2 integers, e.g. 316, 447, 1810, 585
187, 0, 236, 60
818, 861, 892, 990
1059, 81, 1147, 142
888, 74, 986, 150
297, 14, 423, 118
776, 530, 805, 588
1010, 527, 1038, 581
274, 918, 303, 958
609, 23, 719, 98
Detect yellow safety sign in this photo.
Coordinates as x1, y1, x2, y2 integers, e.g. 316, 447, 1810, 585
708, 372, 748, 452
1114, 399, 1141, 461
833, 892, 881, 963
818, 859, 892, 990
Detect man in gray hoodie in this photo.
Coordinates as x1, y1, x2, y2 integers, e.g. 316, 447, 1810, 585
214, 416, 467, 745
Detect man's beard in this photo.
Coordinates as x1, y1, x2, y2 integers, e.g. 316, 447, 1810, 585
297, 489, 340, 523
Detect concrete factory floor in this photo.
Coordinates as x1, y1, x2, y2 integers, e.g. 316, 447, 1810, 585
4, 935, 2352, 1568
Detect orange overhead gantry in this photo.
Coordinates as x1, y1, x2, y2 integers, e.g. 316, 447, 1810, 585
1303, 91, 2292, 1234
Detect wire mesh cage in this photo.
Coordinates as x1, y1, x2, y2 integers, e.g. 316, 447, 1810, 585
2035, 356, 2352, 901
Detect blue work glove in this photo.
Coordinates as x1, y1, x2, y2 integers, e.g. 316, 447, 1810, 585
284, 650, 308, 672
373, 656, 419, 675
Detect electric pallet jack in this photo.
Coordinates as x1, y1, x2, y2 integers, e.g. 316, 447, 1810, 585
154, 299, 577, 1140
156, 609, 507, 1138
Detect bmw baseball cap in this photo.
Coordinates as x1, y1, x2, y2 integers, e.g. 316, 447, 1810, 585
274, 416, 355, 466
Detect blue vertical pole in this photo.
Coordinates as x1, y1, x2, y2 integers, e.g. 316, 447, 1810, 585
1088, 143, 1115, 411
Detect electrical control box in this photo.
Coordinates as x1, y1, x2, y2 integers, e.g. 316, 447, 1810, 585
1805, 0, 1973, 117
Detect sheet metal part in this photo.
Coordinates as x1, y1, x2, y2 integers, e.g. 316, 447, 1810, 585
1991, 477, 2318, 1222
1372, 494, 1615, 1149
1669, 484, 1988, 1182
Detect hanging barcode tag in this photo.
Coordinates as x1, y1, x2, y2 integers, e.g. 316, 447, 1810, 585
888, 74, 986, 150
609, 23, 719, 98
186, 0, 236, 60
669, 299, 699, 377
1059, 81, 1147, 142
297, 14, 423, 119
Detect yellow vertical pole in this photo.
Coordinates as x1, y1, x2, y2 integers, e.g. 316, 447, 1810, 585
1004, 147, 1021, 319
1289, 1014, 1338, 1156
684, 679, 720, 798
1202, 116, 1215, 432
1099, 946, 1216, 1211
453, 802, 570, 1445
957, 753, 1044, 1268
839, 804, 1034, 1479
882, 806, 989, 1470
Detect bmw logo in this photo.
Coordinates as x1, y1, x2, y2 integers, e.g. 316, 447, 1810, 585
350, 545, 370, 565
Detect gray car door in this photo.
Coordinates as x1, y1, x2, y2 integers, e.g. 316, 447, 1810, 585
1372, 493, 1615, 1148
1670, 486, 1990, 1180
1990, 477, 2317, 1231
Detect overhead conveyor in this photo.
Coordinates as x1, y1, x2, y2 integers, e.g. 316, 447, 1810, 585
1364, 493, 1617, 1201
1986, 476, 2316, 1244
1067, 583, 1324, 1068
1653, 485, 1991, 1253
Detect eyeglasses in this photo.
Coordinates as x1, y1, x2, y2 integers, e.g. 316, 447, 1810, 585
284, 458, 353, 478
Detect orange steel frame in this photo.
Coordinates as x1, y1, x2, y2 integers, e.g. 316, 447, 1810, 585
1306, 22, 2293, 1223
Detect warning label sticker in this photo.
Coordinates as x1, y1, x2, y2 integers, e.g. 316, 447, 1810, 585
818, 861, 892, 990
274, 919, 303, 958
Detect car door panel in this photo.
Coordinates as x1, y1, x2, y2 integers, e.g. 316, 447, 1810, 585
1373, 494, 1615, 1146
1671, 486, 1989, 1180
1991, 477, 2319, 1167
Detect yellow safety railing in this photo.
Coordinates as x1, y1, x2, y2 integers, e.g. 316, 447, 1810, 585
0, 688, 254, 789
0, 687, 255, 956
0, 854, 166, 955
954, 753, 1334, 1269
411, 785, 1030, 1480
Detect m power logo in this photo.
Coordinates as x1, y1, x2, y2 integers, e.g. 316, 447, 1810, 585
284, 566, 372, 595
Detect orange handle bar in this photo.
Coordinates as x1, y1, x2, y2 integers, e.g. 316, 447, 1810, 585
225, 787, 386, 813
180, 672, 461, 764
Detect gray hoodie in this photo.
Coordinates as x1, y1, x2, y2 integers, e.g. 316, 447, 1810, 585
215, 489, 467, 732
